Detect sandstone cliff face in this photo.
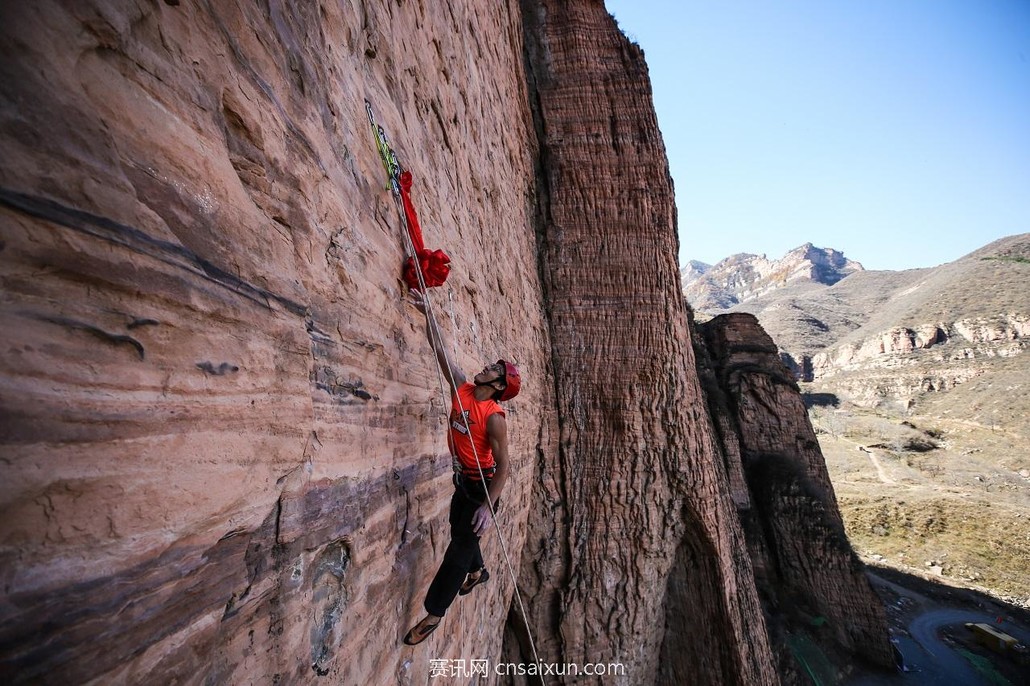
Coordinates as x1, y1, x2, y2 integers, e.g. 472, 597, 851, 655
520, 2, 779, 683
1, 2, 547, 683
0, 2, 891, 684
694, 314, 894, 676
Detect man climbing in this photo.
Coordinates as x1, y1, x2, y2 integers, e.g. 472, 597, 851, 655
403, 289, 521, 646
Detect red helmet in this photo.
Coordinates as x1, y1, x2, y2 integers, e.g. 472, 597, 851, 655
497, 359, 521, 401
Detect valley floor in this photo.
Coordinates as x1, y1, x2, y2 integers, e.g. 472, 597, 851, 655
810, 402, 1030, 609
807, 397, 1030, 683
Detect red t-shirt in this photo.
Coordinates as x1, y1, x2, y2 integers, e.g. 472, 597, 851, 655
448, 382, 505, 477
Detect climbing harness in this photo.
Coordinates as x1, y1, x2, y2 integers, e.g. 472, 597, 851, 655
364, 99, 542, 671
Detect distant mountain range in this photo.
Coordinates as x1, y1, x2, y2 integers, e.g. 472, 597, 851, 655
682, 235, 1030, 414
683, 243, 864, 311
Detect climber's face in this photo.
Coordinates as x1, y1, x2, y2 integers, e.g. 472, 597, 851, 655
473, 362, 506, 389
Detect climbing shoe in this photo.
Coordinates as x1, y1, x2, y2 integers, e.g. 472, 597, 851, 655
403, 616, 441, 646
458, 568, 490, 596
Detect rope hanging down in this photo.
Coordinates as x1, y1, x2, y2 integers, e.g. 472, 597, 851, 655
364, 99, 542, 672
365, 101, 450, 291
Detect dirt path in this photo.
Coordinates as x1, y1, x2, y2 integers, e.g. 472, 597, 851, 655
865, 449, 895, 484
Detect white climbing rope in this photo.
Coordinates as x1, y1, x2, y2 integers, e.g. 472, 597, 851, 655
391, 193, 450, 408
391, 193, 544, 673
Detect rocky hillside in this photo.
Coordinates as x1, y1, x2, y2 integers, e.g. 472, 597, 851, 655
692, 314, 892, 679
810, 235, 1029, 406
801, 238, 1030, 611
683, 243, 863, 311
688, 236, 1029, 610
700, 235, 1029, 407
0, 2, 891, 684
732, 269, 932, 379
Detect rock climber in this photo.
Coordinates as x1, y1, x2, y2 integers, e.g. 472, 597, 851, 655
403, 289, 520, 646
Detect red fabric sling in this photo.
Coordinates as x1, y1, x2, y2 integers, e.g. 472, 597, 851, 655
399, 171, 450, 290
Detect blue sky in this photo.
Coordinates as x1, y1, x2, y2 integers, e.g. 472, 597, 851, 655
604, 0, 1030, 270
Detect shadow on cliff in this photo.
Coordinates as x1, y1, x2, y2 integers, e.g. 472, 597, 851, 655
802, 392, 841, 409
868, 565, 1030, 627
692, 312, 898, 684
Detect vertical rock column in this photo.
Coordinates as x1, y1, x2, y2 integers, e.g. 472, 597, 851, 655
518, 2, 778, 683
697, 313, 894, 672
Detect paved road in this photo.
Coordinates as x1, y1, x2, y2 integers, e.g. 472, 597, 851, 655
847, 578, 1030, 686
905, 608, 1026, 685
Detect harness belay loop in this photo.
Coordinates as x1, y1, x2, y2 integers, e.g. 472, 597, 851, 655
399, 170, 451, 290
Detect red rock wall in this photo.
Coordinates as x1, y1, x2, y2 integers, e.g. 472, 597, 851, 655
1, 2, 892, 685
0, 2, 548, 683
518, 1, 779, 683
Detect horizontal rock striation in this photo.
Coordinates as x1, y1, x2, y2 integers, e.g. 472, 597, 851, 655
520, 1, 779, 683
1, 1, 546, 683
810, 313, 1029, 406
812, 314, 1029, 373
1, 1, 901, 684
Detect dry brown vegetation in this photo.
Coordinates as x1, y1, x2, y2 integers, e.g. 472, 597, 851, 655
809, 401, 1030, 608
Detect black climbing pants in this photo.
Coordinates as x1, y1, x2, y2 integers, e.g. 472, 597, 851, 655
423, 476, 492, 617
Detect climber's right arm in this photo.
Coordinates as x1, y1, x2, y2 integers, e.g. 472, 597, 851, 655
409, 289, 465, 392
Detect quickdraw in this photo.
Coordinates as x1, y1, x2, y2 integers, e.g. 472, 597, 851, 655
365, 99, 450, 291
366, 100, 401, 192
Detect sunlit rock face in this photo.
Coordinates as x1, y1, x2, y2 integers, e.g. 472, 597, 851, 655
519, 2, 779, 683
683, 244, 864, 312
1, 1, 890, 684
0, 2, 547, 683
